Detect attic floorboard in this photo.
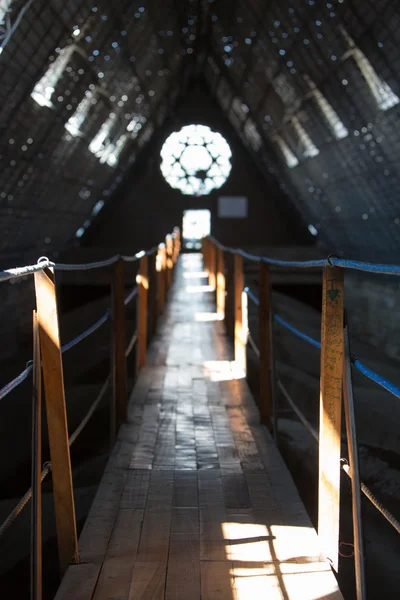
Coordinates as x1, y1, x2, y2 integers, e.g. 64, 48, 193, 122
55, 253, 343, 600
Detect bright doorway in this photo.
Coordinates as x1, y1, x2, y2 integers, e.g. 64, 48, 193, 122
182, 209, 211, 250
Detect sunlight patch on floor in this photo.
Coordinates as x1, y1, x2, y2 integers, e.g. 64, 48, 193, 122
203, 360, 245, 381
222, 522, 337, 600
195, 311, 222, 322
185, 284, 214, 293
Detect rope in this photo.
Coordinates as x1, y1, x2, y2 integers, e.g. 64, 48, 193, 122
274, 314, 322, 349
68, 376, 110, 446
0, 372, 111, 538
244, 287, 260, 306
247, 332, 260, 358
125, 332, 138, 358
342, 463, 400, 535
54, 255, 120, 271
207, 236, 400, 275
61, 312, 110, 353
277, 379, 319, 442
0, 309, 110, 401
276, 382, 400, 536
352, 359, 400, 400
124, 286, 138, 306
0, 259, 55, 282
0, 463, 51, 540
0, 364, 33, 400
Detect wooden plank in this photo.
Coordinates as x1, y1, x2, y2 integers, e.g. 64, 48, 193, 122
54, 563, 100, 600
216, 247, 225, 319
128, 562, 167, 600
136, 511, 172, 562
120, 470, 151, 509
233, 253, 245, 373
137, 255, 149, 375
318, 266, 344, 572
258, 261, 272, 427
93, 510, 144, 600
200, 562, 234, 600
208, 240, 216, 290
34, 268, 79, 574
112, 258, 128, 432
165, 535, 200, 600
171, 508, 199, 535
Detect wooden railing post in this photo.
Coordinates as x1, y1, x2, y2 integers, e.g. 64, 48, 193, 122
225, 252, 234, 339
165, 234, 174, 289
234, 253, 246, 373
34, 267, 79, 575
202, 237, 209, 274
150, 251, 159, 335
318, 265, 344, 572
112, 258, 128, 432
157, 244, 167, 315
208, 239, 216, 290
259, 262, 272, 429
31, 311, 42, 600
216, 246, 225, 319
173, 226, 181, 263
137, 254, 149, 374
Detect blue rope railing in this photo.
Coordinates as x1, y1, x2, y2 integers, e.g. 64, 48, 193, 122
0, 284, 138, 401
243, 287, 400, 401
273, 314, 322, 350
208, 236, 400, 276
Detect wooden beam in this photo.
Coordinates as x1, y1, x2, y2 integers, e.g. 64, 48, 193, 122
173, 226, 181, 263
259, 262, 272, 429
34, 268, 79, 574
318, 266, 344, 572
149, 252, 158, 337
137, 255, 149, 374
224, 252, 234, 340
157, 245, 167, 316
112, 258, 128, 431
208, 240, 216, 291
216, 247, 225, 319
165, 235, 174, 289
234, 253, 246, 373
31, 311, 42, 600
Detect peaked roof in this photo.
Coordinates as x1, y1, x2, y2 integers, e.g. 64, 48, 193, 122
0, 0, 399, 266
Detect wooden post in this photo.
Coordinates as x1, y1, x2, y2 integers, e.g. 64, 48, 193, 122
112, 258, 128, 430
259, 262, 272, 429
157, 245, 167, 315
173, 226, 181, 263
166, 234, 173, 289
208, 240, 216, 291
202, 237, 209, 274
225, 252, 234, 339
234, 253, 246, 373
149, 252, 158, 337
31, 311, 42, 600
343, 320, 367, 600
318, 266, 344, 572
216, 247, 225, 319
137, 254, 149, 374
34, 267, 79, 574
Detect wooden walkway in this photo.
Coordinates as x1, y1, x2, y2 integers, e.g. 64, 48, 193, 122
56, 254, 343, 600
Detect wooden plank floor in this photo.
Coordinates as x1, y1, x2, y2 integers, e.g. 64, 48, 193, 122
56, 253, 343, 600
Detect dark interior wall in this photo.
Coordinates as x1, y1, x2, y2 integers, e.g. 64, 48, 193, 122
83, 79, 313, 253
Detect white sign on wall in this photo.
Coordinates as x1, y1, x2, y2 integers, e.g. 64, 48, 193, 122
218, 196, 248, 218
